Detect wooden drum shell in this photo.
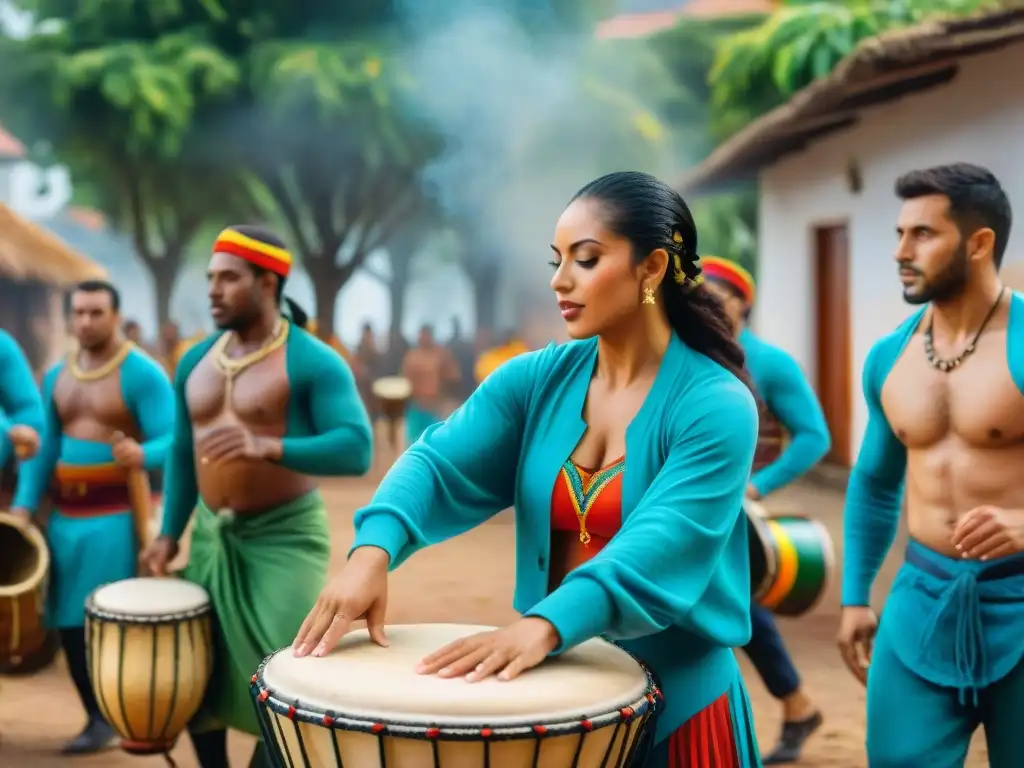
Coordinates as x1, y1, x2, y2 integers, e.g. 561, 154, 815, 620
0, 510, 51, 670
85, 596, 214, 754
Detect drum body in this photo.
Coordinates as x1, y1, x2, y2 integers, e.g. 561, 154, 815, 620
85, 577, 214, 755
252, 624, 658, 768
748, 509, 835, 617
0, 510, 51, 670
372, 376, 413, 422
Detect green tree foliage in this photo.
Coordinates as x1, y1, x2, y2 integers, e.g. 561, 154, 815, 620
709, 0, 999, 139
0, 0, 250, 325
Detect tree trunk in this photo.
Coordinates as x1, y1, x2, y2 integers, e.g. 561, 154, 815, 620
311, 265, 342, 340
148, 257, 181, 329
468, 261, 501, 332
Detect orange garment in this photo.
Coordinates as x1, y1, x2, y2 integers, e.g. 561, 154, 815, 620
474, 339, 530, 383
550, 456, 624, 558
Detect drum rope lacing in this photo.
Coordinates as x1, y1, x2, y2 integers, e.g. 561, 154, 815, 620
250, 645, 663, 768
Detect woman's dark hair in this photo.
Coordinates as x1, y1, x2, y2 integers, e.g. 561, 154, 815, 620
570, 172, 749, 386
225, 224, 309, 329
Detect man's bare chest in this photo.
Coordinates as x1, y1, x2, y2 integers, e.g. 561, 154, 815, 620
882, 333, 1024, 448
186, 351, 291, 426
53, 370, 130, 426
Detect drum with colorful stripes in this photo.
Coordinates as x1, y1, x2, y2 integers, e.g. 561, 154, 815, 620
746, 503, 834, 617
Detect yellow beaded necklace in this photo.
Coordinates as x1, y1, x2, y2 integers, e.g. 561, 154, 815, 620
66, 340, 134, 382
210, 319, 290, 402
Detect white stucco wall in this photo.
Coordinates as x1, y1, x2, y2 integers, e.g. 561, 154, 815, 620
754, 41, 1024, 461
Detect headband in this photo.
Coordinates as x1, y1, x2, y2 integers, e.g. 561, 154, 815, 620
701, 256, 755, 304
214, 228, 292, 278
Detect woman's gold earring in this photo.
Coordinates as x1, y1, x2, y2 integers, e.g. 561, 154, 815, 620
642, 284, 656, 305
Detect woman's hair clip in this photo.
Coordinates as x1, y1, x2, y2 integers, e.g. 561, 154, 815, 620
672, 253, 686, 284
672, 231, 683, 244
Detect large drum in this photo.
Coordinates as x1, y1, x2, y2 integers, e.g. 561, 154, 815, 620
0, 510, 55, 673
252, 623, 659, 768
85, 578, 214, 756
747, 501, 835, 617
372, 376, 413, 451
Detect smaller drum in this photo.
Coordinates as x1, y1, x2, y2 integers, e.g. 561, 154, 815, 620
252, 623, 659, 768
0, 510, 52, 671
372, 376, 414, 452
747, 502, 834, 617
86, 577, 214, 756
372, 376, 413, 420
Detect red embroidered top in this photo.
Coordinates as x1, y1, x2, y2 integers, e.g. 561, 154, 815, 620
551, 456, 625, 563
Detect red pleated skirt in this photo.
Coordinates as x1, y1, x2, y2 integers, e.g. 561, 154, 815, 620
665, 692, 741, 767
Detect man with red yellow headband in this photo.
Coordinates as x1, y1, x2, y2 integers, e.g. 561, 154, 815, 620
702, 256, 831, 765
140, 224, 372, 767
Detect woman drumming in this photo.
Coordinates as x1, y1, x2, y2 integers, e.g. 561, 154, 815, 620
294, 172, 762, 766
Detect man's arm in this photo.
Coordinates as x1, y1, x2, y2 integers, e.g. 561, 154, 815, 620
274, 337, 373, 476
842, 342, 908, 606
158, 345, 207, 542
12, 367, 62, 514
0, 330, 44, 433
750, 349, 831, 496
122, 351, 176, 470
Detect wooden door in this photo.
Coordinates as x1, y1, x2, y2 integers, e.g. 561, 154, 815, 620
814, 226, 853, 466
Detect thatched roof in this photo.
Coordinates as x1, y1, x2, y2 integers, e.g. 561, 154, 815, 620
595, 0, 772, 39
0, 203, 107, 286
681, 7, 1024, 194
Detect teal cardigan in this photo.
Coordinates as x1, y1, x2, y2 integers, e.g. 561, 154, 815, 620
741, 328, 831, 496
351, 333, 759, 740
842, 292, 1024, 606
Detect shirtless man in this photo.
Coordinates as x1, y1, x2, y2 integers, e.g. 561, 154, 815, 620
401, 324, 460, 443
837, 164, 1021, 766
12, 280, 174, 755
139, 225, 373, 768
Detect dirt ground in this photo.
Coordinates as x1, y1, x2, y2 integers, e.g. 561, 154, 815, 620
0, 456, 989, 766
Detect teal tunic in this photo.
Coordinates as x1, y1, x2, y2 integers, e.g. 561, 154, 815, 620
351, 334, 760, 754
740, 328, 831, 495
13, 348, 174, 628
159, 325, 372, 736
843, 292, 1024, 766
404, 403, 441, 445
0, 329, 45, 470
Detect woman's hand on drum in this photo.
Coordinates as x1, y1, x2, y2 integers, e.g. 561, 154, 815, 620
293, 546, 390, 658
416, 618, 560, 683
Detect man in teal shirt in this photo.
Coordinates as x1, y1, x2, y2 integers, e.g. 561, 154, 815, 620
704, 256, 831, 764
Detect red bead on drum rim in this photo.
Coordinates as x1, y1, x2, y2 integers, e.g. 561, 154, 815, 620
287, 706, 297, 720
322, 715, 334, 727
581, 719, 593, 731
371, 723, 386, 734
532, 724, 547, 735
250, 674, 257, 684
425, 728, 440, 739
480, 728, 493, 738
619, 707, 634, 720
258, 690, 270, 702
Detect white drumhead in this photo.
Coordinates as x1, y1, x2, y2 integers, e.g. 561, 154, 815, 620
263, 624, 648, 725
90, 577, 210, 616
372, 376, 412, 400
